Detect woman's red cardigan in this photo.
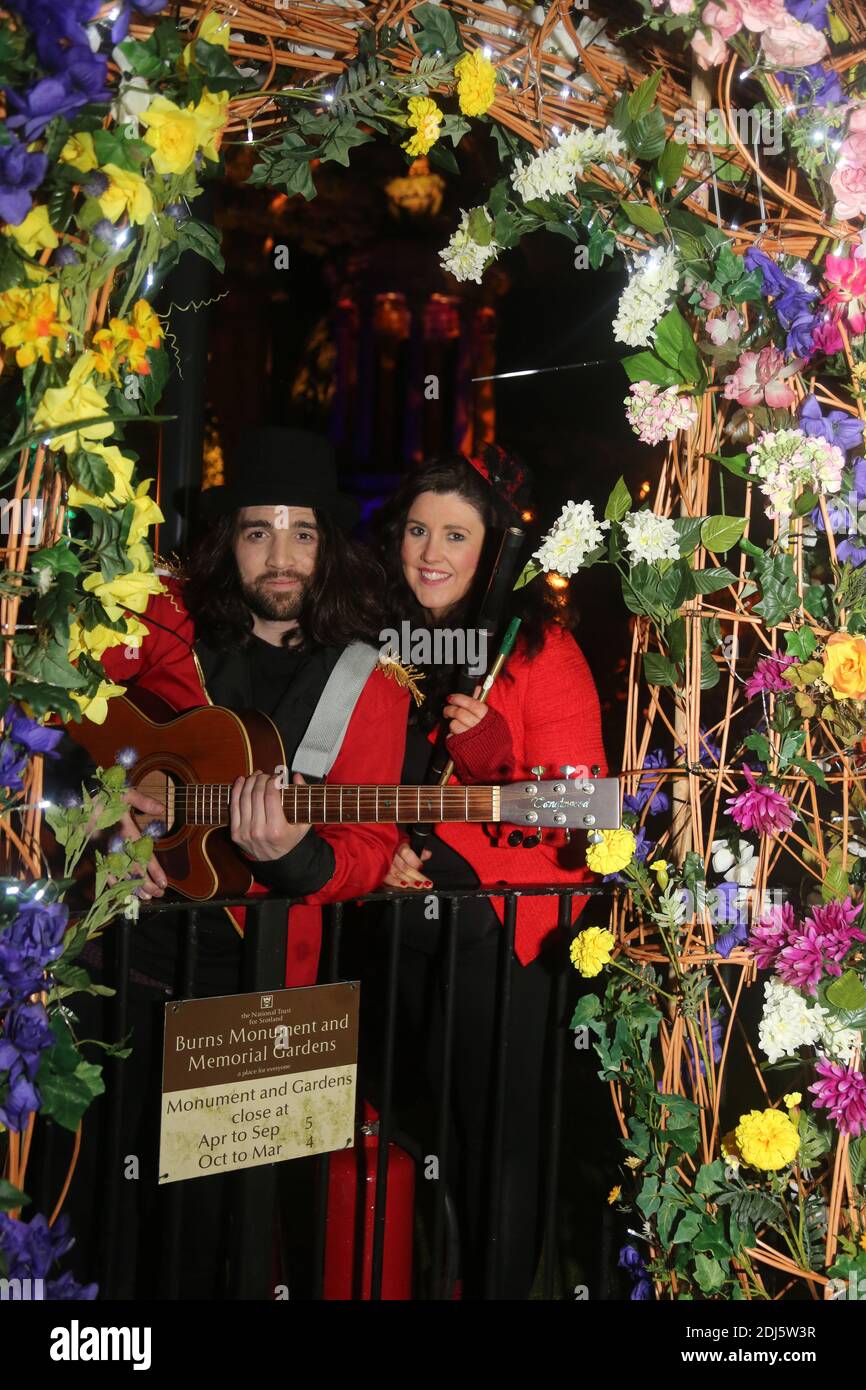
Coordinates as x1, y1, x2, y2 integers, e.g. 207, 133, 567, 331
436, 624, 608, 966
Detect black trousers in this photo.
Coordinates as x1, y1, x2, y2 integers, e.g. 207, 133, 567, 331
387, 925, 559, 1300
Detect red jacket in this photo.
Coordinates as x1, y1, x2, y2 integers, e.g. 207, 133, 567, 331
101, 582, 408, 986
436, 624, 608, 966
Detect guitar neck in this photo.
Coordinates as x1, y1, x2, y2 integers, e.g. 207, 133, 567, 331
176, 784, 501, 827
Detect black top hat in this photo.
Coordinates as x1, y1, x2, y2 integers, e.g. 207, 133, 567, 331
201, 427, 360, 529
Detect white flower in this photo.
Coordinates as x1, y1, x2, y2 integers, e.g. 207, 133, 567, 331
758, 977, 826, 1065
532, 499, 609, 576
613, 247, 680, 347
620, 510, 680, 565
123, 893, 140, 923
711, 837, 759, 887
511, 125, 624, 203
558, 125, 625, 178
818, 1014, 860, 1064
440, 208, 499, 285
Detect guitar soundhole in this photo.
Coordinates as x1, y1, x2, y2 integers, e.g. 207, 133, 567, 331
131, 771, 177, 835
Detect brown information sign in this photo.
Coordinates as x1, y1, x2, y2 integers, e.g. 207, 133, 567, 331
159, 981, 359, 1184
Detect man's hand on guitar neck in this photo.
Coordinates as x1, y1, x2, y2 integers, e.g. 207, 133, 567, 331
230, 771, 312, 863
118, 787, 168, 901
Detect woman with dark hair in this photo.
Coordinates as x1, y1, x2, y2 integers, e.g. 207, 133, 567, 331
370, 449, 608, 1300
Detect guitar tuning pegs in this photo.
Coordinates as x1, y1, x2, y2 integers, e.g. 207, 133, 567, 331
507, 830, 525, 847
559, 765, 576, 778
523, 832, 541, 848
591, 765, 600, 778
531, 765, 545, 778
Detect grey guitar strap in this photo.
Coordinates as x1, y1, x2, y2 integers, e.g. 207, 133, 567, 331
291, 641, 380, 781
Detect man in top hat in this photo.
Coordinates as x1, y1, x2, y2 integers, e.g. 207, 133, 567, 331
101, 425, 408, 992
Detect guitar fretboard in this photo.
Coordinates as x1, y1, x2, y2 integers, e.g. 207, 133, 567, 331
173, 784, 500, 827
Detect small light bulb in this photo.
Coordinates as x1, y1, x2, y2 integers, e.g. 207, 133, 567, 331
483, 45, 493, 60
323, 92, 334, 103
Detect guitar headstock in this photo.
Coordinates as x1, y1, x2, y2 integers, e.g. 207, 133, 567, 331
500, 773, 621, 831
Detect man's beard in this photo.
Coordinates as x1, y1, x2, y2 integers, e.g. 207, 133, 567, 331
240, 571, 310, 623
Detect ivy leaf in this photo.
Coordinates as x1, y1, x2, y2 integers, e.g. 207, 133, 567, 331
672, 1210, 703, 1245
320, 120, 373, 168
92, 128, 153, 173
412, 2, 463, 58
30, 541, 81, 578
187, 38, 248, 99
753, 552, 799, 627
117, 36, 166, 80
785, 627, 816, 659
175, 218, 224, 271
701, 515, 747, 553
604, 476, 632, 522
694, 1252, 727, 1293
695, 1159, 725, 1197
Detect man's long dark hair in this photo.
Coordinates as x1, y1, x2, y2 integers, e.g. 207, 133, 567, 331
183, 508, 386, 650
370, 454, 568, 725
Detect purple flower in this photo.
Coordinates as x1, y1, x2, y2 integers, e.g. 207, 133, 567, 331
779, 62, 843, 110
784, 0, 828, 26
618, 1244, 645, 1273
0, 1210, 76, 1281
711, 886, 749, 958
82, 172, 109, 198
5, 49, 109, 141
46, 1270, 98, 1300
625, 750, 670, 815
0, 1064, 40, 1131
6, 899, 68, 966
0, 139, 48, 226
0, 940, 47, 1009
631, 1278, 654, 1300
676, 726, 721, 766
0, 1001, 53, 1080
799, 395, 865, 453
109, 0, 171, 44
5, 1, 102, 69
51, 245, 79, 268
809, 1057, 866, 1137
726, 767, 796, 837
5, 705, 62, 760
748, 900, 797, 970
686, 1011, 725, 1075
745, 653, 797, 698
0, 740, 28, 793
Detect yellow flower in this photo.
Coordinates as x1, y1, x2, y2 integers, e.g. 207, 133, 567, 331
91, 320, 129, 379
82, 565, 164, 616
784, 1091, 802, 1109
403, 97, 443, 158
822, 632, 866, 702
3, 205, 59, 257
860, 1231, 866, 1253
99, 164, 154, 225
454, 49, 497, 117
649, 858, 669, 891
126, 486, 164, 547
69, 614, 147, 662
140, 96, 200, 176
735, 1108, 799, 1171
607, 1185, 621, 1205
191, 89, 229, 162
0, 284, 67, 367
124, 299, 163, 373
183, 10, 231, 63
570, 926, 615, 978
624, 1156, 642, 1171
60, 131, 97, 172
33, 354, 111, 453
586, 827, 636, 876
72, 678, 127, 725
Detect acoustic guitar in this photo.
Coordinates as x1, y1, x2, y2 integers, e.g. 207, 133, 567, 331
66, 688, 621, 901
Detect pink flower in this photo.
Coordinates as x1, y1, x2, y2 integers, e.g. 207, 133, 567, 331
809, 1057, 866, 1137
706, 308, 742, 346
703, 0, 743, 38
761, 16, 829, 66
691, 26, 728, 68
723, 345, 798, 409
777, 921, 841, 993
670, 0, 695, 11
748, 900, 797, 970
699, 283, 721, 310
737, 0, 786, 30
823, 254, 866, 337
805, 897, 866, 960
811, 319, 845, 356
726, 766, 796, 837
831, 161, 866, 224
744, 652, 796, 698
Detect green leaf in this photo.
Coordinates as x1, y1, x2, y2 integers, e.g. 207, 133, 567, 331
621, 201, 665, 233
822, 860, 850, 904
694, 1252, 727, 1293
30, 541, 81, 578
654, 307, 702, 384
711, 451, 749, 479
644, 652, 679, 687
604, 476, 632, 522
412, 1, 463, 58
695, 1159, 725, 1197
70, 450, 115, 498
690, 566, 737, 594
657, 140, 687, 188
672, 516, 706, 556
626, 108, 667, 161
627, 70, 663, 121
320, 119, 373, 168
188, 38, 248, 99
0, 1179, 29, 1212
672, 1210, 703, 1245
117, 36, 166, 80
621, 350, 683, 389
667, 616, 686, 665
92, 127, 153, 174
176, 218, 224, 272
825, 968, 866, 1014
785, 627, 816, 660
467, 206, 493, 246
571, 993, 602, 1028
701, 515, 747, 553
658, 558, 693, 610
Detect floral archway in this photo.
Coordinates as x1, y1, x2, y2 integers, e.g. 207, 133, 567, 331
1, 0, 865, 1299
